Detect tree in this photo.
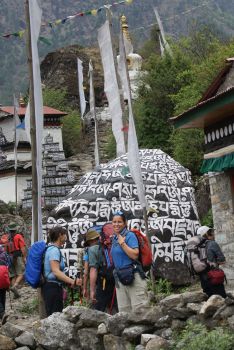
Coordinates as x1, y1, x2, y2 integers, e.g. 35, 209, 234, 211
43, 87, 82, 157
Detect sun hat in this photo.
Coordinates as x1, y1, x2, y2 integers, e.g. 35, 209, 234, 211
85, 229, 99, 246
197, 225, 213, 236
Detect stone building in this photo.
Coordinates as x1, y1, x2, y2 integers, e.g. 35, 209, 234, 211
0, 104, 67, 204
170, 57, 234, 284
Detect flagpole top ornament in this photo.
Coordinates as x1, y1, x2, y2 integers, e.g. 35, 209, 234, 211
19, 94, 25, 107
121, 15, 131, 42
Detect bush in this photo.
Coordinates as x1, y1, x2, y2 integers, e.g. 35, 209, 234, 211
172, 321, 234, 350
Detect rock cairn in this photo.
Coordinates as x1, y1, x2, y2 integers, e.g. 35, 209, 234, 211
1, 290, 234, 350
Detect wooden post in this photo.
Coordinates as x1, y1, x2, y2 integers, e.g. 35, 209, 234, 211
119, 18, 156, 287
25, 0, 46, 318
13, 98, 18, 215
25, 0, 39, 243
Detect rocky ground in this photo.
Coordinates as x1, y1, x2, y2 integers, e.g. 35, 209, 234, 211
4, 284, 40, 331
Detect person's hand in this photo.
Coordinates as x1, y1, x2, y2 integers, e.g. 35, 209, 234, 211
75, 278, 82, 286
83, 288, 89, 298
117, 234, 125, 247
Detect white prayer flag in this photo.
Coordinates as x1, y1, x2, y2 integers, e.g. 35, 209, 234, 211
98, 20, 126, 157
77, 58, 86, 119
89, 60, 99, 166
13, 96, 19, 170
119, 26, 148, 209
159, 34, 165, 57
29, 0, 43, 242
153, 7, 173, 57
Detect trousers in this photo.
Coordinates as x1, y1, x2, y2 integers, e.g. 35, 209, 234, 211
42, 281, 63, 316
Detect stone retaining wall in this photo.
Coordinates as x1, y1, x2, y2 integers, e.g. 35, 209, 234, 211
1, 291, 234, 350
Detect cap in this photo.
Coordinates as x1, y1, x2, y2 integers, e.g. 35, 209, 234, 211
8, 223, 19, 231
85, 229, 99, 246
197, 225, 212, 236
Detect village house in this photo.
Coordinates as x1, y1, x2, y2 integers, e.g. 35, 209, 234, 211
0, 102, 69, 205
170, 57, 234, 285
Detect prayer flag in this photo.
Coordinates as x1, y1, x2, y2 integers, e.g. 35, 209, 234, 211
119, 25, 148, 209
77, 58, 86, 119
98, 20, 126, 156
89, 60, 99, 166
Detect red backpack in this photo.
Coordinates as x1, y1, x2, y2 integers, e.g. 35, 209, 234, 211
131, 228, 153, 272
0, 247, 10, 289
0, 233, 16, 255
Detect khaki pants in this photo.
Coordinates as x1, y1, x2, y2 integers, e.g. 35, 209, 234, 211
116, 272, 148, 313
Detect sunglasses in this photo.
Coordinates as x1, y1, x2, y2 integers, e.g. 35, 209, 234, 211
113, 210, 124, 216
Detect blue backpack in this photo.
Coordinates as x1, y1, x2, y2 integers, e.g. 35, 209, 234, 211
25, 241, 47, 288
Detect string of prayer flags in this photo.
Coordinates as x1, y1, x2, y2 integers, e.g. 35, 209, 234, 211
1, 0, 134, 39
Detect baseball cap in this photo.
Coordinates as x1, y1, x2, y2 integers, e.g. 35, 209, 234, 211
197, 225, 213, 236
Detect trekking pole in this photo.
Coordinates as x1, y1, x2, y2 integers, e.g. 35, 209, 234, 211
109, 287, 116, 315
8, 290, 13, 310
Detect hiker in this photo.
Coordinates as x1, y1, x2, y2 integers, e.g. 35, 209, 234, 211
0, 245, 11, 323
197, 226, 226, 298
111, 211, 147, 312
8, 223, 27, 299
84, 228, 116, 313
42, 226, 82, 316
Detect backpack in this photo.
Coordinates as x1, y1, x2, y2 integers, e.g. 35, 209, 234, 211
0, 246, 10, 289
98, 223, 114, 281
184, 235, 208, 276
25, 241, 62, 288
131, 228, 153, 272
0, 233, 16, 255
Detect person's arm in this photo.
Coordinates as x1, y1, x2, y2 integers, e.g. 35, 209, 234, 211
89, 267, 98, 303
117, 233, 139, 260
50, 260, 82, 287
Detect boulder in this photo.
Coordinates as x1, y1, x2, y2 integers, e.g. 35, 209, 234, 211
228, 315, 234, 330
75, 309, 110, 328
0, 322, 24, 339
213, 305, 234, 320
97, 323, 108, 335
171, 319, 186, 330
33, 313, 75, 349
186, 302, 204, 314
63, 306, 87, 323
14, 347, 30, 350
155, 315, 172, 329
168, 307, 193, 320
141, 334, 158, 346
145, 336, 169, 350
15, 331, 36, 349
105, 312, 129, 336
48, 149, 200, 285
181, 291, 207, 304
103, 334, 132, 350
123, 325, 154, 342
0, 334, 16, 350
159, 294, 183, 310
77, 328, 102, 350
128, 306, 163, 325
199, 295, 225, 318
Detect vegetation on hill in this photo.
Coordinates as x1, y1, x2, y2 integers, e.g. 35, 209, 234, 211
1, 0, 234, 103
134, 26, 234, 174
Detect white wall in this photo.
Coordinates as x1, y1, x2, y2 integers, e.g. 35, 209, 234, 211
7, 150, 31, 162
43, 127, 63, 150
1, 118, 14, 143
0, 174, 30, 203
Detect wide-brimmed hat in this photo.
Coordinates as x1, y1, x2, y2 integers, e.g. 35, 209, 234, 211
197, 225, 213, 236
8, 223, 19, 231
85, 229, 99, 246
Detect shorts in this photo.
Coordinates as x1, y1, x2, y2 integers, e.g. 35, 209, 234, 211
9, 257, 25, 278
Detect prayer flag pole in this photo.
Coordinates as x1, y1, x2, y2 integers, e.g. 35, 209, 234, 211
25, 0, 39, 243
13, 95, 18, 215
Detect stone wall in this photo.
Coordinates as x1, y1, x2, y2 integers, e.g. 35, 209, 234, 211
209, 172, 234, 285
1, 291, 234, 350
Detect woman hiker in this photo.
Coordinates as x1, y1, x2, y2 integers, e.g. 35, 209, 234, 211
111, 211, 148, 313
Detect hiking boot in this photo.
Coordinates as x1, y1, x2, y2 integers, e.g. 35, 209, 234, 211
1, 313, 8, 325
10, 286, 21, 299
